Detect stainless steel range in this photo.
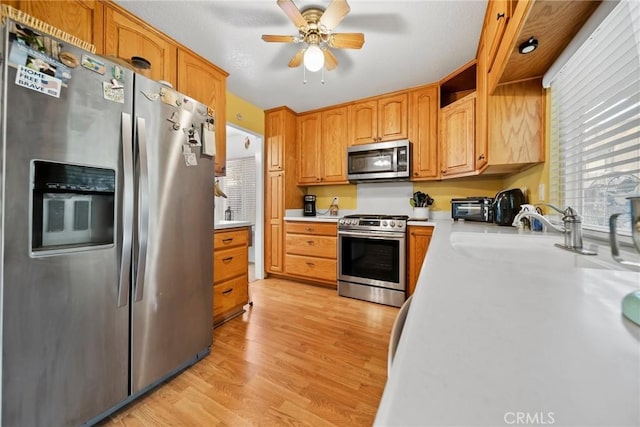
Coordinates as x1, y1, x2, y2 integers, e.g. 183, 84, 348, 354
337, 214, 408, 307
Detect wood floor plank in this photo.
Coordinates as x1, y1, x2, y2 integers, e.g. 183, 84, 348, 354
101, 278, 398, 426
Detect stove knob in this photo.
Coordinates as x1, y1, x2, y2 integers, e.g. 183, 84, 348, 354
382, 220, 388, 227
390, 220, 395, 227
339, 219, 344, 225
397, 222, 403, 228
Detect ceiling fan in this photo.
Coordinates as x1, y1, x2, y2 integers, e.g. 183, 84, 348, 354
262, 0, 365, 72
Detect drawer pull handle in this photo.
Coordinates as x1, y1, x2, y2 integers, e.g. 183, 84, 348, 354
222, 288, 233, 295
496, 12, 505, 20
222, 238, 234, 243
305, 227, 314, 232
222, 256, 234, 263
478, 154, 485, 160
306, 262, 315, 267
307, 240, 315, 245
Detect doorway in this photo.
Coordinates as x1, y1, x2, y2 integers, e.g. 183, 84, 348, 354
215, 124, 264, 281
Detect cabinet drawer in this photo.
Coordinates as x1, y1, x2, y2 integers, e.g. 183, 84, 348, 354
213, 275, 248, 321
214, 246, 247, 283
214, 228, 248, 249
285, 234, 336, 259
285, 254, 336, 283
285, 221, 336, 236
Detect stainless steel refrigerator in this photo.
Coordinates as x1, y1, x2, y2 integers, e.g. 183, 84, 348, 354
0, 20, 214, 426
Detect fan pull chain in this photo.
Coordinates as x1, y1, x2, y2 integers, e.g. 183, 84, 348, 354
321, 66, 325, 84
303, 65, 307, 84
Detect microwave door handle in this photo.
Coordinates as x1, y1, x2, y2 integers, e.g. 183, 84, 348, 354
118, 113, 133, 307
135, 116, 149, 303
392, 148, 398, 172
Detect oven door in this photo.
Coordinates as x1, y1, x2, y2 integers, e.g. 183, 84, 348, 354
338, 230, 406, 291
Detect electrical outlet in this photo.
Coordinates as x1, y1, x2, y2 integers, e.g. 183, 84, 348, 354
333, 196, 339, 206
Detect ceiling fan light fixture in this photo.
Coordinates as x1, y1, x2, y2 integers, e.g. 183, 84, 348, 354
303, 44, 324, 72
518, 37, 538, 54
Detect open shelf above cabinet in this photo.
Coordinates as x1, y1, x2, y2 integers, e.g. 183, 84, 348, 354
439, 60, 477, 108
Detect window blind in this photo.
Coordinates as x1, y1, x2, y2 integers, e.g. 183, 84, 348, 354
219, 157, 256, 223
549, 0, 640, 235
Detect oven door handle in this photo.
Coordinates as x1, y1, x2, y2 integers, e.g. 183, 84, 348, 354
338, 230, 406, 240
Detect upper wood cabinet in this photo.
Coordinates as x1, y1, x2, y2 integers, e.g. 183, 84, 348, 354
320, 106, 348, 183
297, 106, 348, 185
485, 0, 512, 74
408, 85, 439, 180
4, 0, 104, 52
297, 112, 322, 185
349, 93, 408, 145
440, 93, 476, 177
475, 41, 489, 171
104, 4, 177, 86
177, 49, 228, 176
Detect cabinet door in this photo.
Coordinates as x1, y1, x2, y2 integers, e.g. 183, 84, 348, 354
475, 42, 489, 170
486, 0, 511, 73
177, 49, 227, 176
10, 0, 104, 52
378, 93, 408, 141
407, 226, 433, 296
349, 100, 377, 145
297, 112, 322, 184
104, 5, 177, 86
321, 106, 348, 183
265, 110, 284, 171
440, 94, 476, 176
265, 171, 284, 273
409, 86, 439, 179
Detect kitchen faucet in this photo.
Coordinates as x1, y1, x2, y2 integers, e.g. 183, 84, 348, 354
512, 203, 598, 255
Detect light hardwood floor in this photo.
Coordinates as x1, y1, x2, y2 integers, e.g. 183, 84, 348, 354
103, 278, 399, 426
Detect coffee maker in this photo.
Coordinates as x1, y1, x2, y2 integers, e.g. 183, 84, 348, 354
303, 195, 316, 216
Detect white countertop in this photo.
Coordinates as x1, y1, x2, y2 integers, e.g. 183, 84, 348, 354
214, 220, 252, 230
375, 220, 640, 427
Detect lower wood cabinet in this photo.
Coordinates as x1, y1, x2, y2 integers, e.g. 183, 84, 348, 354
213, 227, 249, 326
284, 221, 337, 287
407, 225, 434, 296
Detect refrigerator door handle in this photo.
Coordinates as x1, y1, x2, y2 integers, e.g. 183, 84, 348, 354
135, 116, 149, 302
118, 113, 134, 307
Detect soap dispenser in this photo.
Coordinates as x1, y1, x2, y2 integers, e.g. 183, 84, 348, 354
224, 206, 232, 221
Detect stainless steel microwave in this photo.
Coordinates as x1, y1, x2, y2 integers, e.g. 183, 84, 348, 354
347, 139, 411, 182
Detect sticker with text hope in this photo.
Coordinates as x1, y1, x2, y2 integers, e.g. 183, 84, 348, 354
15, 64, 62, 98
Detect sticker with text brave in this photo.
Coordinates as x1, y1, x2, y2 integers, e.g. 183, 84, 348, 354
15, 64, 61, 98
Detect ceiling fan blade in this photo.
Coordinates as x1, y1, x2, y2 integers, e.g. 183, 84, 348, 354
322, 48, 338, 70
262, 35, 297, 43
288, 48, 305, 68
277, 0, 307, 29
328, 33, 364, 49
319, 0, 351, 30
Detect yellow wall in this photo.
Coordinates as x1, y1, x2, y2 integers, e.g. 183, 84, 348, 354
413, 177, 505, 211
226, 92, 264, 135
307, 184, 358, 210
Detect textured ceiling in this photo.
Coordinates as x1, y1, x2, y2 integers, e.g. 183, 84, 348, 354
114, 0, 488, 113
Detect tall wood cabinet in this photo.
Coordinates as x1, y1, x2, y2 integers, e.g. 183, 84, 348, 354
177, 49, 228, 176
297, 106, 348, 185
103, 4, 177, 86
408, 84, 439, 180
264, 107, 303, 275
349, 93, 408, 145
3, 0, 104, 51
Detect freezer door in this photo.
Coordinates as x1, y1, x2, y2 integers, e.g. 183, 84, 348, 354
131, 75, 214, 393
1, 33, 133, 426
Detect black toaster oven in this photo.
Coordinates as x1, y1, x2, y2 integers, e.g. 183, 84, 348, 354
451, 197, 494, 222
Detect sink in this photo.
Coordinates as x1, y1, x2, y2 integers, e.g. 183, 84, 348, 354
449, 232, 618, 270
